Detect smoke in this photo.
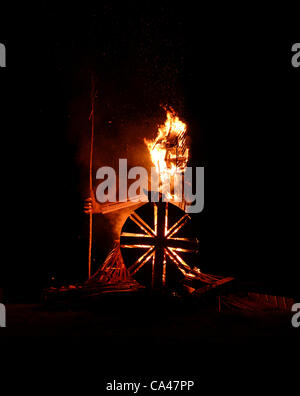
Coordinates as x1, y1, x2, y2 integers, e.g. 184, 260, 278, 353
64, 47, 186, 262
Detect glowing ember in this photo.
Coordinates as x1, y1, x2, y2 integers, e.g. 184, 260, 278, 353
145, 108, 189, 196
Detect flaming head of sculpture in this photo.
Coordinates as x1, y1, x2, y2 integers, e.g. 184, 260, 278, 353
144, 108, 189, 195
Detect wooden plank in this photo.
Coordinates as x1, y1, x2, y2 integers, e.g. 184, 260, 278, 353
193, 277, 235, 296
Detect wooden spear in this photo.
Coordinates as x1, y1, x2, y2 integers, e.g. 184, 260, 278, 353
88, 75, 96, 279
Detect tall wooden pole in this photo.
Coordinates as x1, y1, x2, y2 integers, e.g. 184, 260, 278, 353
88, 75, 96, 279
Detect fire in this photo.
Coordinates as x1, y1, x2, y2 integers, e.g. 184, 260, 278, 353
145, 108, 189, 198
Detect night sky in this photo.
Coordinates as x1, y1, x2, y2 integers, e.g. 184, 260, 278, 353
0, 4, 299, 300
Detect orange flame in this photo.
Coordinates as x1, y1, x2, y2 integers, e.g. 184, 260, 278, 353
145, 108, 189, 198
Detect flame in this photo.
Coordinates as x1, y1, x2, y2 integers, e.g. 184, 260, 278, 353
145, 108, 189, 198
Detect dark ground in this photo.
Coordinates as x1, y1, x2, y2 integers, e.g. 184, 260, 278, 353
2, 302, 297, 338
1, 298, 299, 394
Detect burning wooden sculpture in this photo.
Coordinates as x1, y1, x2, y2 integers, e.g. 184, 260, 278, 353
119, 109, 199, 289
85, 108, 232, 293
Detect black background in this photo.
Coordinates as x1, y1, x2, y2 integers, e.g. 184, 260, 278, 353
0, 1, 299, 392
